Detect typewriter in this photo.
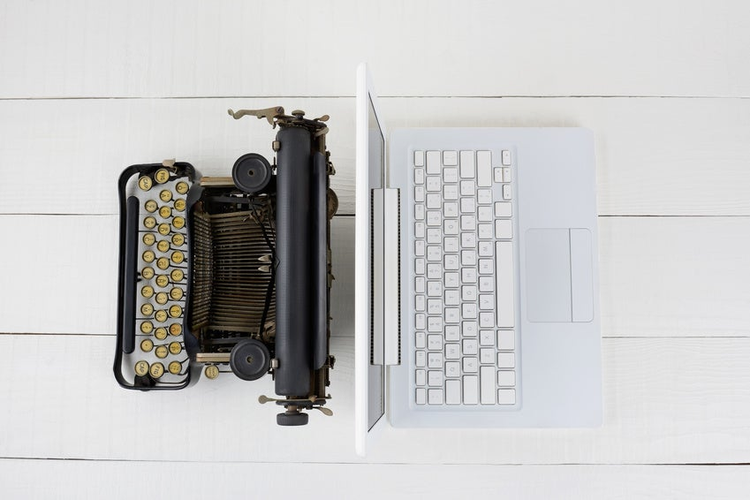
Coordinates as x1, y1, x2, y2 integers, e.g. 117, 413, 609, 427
115, 107, 337, 426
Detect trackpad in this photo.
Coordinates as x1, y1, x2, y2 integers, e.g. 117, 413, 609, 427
525, 229, 594, 323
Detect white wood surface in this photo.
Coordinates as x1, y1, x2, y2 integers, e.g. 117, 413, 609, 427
1, 0, 750, 497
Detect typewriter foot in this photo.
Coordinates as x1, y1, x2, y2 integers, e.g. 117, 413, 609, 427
277, 408, 309, 426
230, 338, 271, 381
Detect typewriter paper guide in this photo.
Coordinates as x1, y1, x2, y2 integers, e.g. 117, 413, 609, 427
355, 63, 388, 456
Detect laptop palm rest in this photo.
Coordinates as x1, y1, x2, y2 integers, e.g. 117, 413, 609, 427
525, 228, 594, 323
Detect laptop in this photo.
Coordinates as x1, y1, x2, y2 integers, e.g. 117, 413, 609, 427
355, 63, 602, 455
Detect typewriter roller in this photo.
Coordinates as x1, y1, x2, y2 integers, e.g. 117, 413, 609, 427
115, 107, 337, 426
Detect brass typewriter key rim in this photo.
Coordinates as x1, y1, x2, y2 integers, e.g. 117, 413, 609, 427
138, 176, 153, 191
157, 223, 170, 236
154, 168, 170, 184
204, 365, 219, 379
168, 361, 182, 375
158, 206, 172, 218
140, 285, 154, 298
175, 181, 189, 195
172, 216, 185, 230
140, 303, 154, 316
168, 305, 182, 318
169, 287, 183, 300
144, 199, 158, 213
134, 360, 150, 376
142, 250, 155, 263
155, 345, 168, 359
141, 266, 155, 280
142, 233, 156, 246
143, 216, 157, 229
156, 240, 170, 253
170, 250, 184, 264
159, 189, 172, 203
173, 199, 186, 211
140, 321, 154, 334
140, 338, 154, 352
170, 269, 184, 282
169, 323, 182, 336
154, 327, 168, 340
156, 257, 170, 270
154, 292, 168, 305
168, 342, 182, 355
171, 233, 185, 246
149, 362, 165, 379
155, 274, 169, 288
154, 310, 168, 323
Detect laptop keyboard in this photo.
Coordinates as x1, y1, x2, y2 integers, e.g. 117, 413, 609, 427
412, 149, 517, 406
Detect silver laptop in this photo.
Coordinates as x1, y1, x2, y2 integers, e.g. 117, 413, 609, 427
355, 64, 602, 455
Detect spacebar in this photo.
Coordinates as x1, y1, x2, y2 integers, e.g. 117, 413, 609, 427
495, 241, 514, 328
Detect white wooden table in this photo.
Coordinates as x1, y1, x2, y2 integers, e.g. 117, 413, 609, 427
2, 1, 750, 498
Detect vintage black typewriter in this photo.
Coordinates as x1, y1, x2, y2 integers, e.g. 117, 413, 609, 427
115, 107, 337, 426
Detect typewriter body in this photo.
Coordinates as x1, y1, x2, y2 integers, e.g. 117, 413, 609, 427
115, 107, 337, 426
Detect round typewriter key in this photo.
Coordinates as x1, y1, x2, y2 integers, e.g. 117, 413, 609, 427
169, 287, 183, 300
149, 362, 165, 379
156, 257, 170, 270
157, 223, 170, 236
159, 206, 172, 218
154, 327, 168, 340
142, 233, 156, 246
155, 274, 169, 288
156, 240, 170, 253
141, 285, 154, 298
134, 360, 149, 376
140, 338, 154, 353
169, 323, 182, 336
159, 189, 172, 203
154, 310, 168, 323
174, 198, 186, 211
171, 233, 185, 246
170, 269, 184, 282
140, 321, 154, 334
138, 176, 152, 191
172, 216, 185, 230
144, 199, 158, 213
168, 361, 182, 375
175, 181, 189, 195
140, 303, 154, 316
142, 250, 155, 263
171, 250, 184, 264
205, 365, 219, 379
169, 305, 183, 318
154, 168, 170, 184
143, 216, 157, 229
155, 292, 168, 305
168, 342, 182, 355
155, 345, 168, 359
141, 266, 155, 280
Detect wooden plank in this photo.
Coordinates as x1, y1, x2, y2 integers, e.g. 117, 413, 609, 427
1, 461, 749, 500
1, 0, 749, 98
0, 334, 749, 464
1, 215, 749, 338
2, 97, 750, 217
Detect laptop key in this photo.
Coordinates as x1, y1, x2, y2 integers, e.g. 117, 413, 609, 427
480, 366, 495, 404
463, 376, 479, 404
446, 379, 461, 405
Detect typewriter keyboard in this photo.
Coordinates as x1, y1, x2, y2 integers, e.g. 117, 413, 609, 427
127, 167, 192, 385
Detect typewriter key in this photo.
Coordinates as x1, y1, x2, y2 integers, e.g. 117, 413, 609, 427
140, 338, 154, 352
170, 269, 184, 282
142, 233, 156, 246
157, 223, 170, 236
171, 233, 185, 246
169, 287, 183, 300
149, 362, 165, 379
140, 321, 154, 334
141, 285, 154, 298
172, 216, 185, 230
140, 303, 154, 316
155, 274, 169, 287
155, 345, 168, 359
168, 361, 182, 375
154, 168, 170, 184
156, 240, 170, 253
143, 216, 157, 229
159, 189, 172, 203
156, 257, 170, 270
144, 199, 158, 213
205, 365, 219, 379
171, 250, 184, 264
138, 176, 152, 191
173, 199, 186, 211
168, 342, 182, 355
159, 206, 172, 218
169, 305, 182, 318
169, 323, 182, 336
154, 327, 168, 340
154, 292, 168, 305
141, 266, 155, 280
134, 360, 149, 376
175, 181, 189, 194
154, 310, 168, 323
142, 250, 155, 263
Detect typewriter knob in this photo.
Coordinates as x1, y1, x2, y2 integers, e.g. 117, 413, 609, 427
230, 338, 271, 381
232, 153, 272, 194
277, 408, 309, 426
